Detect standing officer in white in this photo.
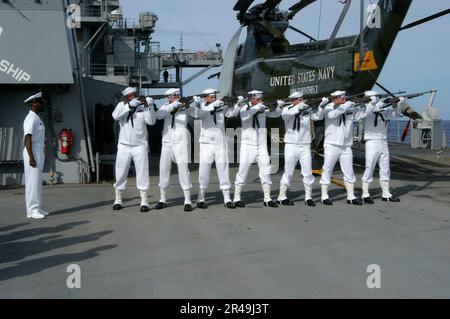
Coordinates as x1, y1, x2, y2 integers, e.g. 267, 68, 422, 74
192, 89, 238, 209
277, 91, 325, 207
358, 91, 404, 203
112, 87, 156, 212
320, 90, 363, 206
154, 88, 193, 212
233, 90, 282, 208
23, 92, 48, 219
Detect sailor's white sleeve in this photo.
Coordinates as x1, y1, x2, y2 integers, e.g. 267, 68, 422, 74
156, 102, 177, 120
324, 105, 348, 120
226, 104, 241, 118
310, 106, 324, 121
354, 102, 376, 121
23, 116, 35, 136
282, 105, 300, 121
112, 102, 130, 121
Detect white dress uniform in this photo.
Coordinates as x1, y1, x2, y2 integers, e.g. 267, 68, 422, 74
23, 107, 46, 218
278, 97, 324, 203
193, 94, 240, 205
156, 100, 194, 205
358, 91, 403, 200
320, 91, 362, 202
112, 88, 156, 211
234, 95, 282, 204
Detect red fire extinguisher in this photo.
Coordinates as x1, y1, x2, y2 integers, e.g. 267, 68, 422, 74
59, 128, 73, 154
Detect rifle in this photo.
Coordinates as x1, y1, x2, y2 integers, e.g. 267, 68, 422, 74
382, 90, 436, 105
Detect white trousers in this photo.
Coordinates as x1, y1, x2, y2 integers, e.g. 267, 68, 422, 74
235, 143, 272, 186
159, 143, 192, 191
199, 143, 231, 191
280, 143, 315, 187
23, 146, 45, 214
320, 143, 356, 185
362, 139, 390, 183
114, 143, 149, 191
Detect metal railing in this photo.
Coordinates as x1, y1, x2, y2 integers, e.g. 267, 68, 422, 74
90, 63, 131, 76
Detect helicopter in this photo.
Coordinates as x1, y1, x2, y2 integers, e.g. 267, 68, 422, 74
217, 0, 449, 102
212, 0, 449, 165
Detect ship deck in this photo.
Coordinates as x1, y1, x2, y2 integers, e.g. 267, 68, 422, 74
0, 145, 449, 298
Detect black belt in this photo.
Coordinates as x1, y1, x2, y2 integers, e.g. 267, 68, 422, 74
374, 112, 385, 127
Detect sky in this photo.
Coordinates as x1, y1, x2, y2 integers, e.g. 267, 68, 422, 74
121, 0, 450, 119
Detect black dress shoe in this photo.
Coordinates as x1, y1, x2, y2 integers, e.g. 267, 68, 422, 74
362, 197, 374, 204
113, 204, 122, 211
305, 199, 316, 207
347, 199, 363, 205
264, 200, 278, 208
382, 196, 400, 202
197, 202, 208, 209
322, 199, 333, 206
277, 199, 294, 206
225, 201, 236, 209
184, 204, 193, 212
154, 202, 167, 210
140, 205, 150, 213
234, 201, 245, 208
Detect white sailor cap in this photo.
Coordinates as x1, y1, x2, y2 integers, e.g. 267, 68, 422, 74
288, 91, 303, 99
121, 87, 137, 96
165, 88, 181, 96
248, 90, 263, 98
24, 92, 42, 103
330, 90, 347, 98
364, 90, 378, 97
202, 88, 219, 96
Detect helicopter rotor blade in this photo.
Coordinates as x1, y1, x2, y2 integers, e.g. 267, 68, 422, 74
234, 0, 257, 22
288, 0, 317, 18
217, 26, 244, 99
261, 0, 283, 11
325, 0, 352, 52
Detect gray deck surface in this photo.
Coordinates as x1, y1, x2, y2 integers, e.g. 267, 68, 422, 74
1, 145, 449, 298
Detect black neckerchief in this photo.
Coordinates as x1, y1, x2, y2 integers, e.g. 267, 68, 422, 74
374, 111, 385, 127
247, 103, 261, 129
339, 113, 346, 126
126, 102, 137, 128
206, 102, 219, 125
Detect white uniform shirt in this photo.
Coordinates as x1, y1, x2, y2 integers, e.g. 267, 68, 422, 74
156, 101, 193, 145
357, 101, 402, 140
23, 111, 45, 147
193, 100, 239, 144
323, 101, 360, 147
282, 103, 323, 145
112, 101, 156, 147
238, 103, 282, 146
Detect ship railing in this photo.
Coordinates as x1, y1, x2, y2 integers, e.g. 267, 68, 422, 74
89, 63, 131, 77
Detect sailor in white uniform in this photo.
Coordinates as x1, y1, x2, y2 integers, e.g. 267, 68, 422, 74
358, 91, 404, 203
320, 90, 363, 206
23, 92, 48, 219
192, 88, 239, 209
112, 87, 156, 212
277, 91, 325, 207
233, 90, 283, 208
154, 88, 194, 212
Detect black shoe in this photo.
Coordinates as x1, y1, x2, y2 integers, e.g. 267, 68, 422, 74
347, 198, 363, 205
154, 202, 167, 210
305, 199, 316, 207
184, 204, 193, 212
113, 204, 122, 211
264, 200, 278, 208
322, 199, 333, 206
362, 197, 374, 204
277, 199, 294, 206
225, 201, 236, 209
382, 196, 400, 202
234, 201, 245, 208
140, 205, 150, 213
197, 201, 208, 209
